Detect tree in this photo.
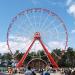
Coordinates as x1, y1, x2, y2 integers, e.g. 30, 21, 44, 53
58, 47, 75, 67
1, 53, 12, 61
51, 48, 61, 63
15, 52, 23, 61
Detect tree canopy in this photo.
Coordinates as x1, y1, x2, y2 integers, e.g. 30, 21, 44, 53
0, 47, 75, 67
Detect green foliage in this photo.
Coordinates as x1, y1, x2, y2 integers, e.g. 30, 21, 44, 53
58, 47, 75, 67
0, 47, 75, 68
16, 52, 23, 61
1, 53, 12, 61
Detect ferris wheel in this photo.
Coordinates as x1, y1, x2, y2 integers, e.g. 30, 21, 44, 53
7, 8, 68, 67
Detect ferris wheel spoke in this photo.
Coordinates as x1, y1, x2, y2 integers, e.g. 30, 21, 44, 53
9, 32, 31, 44
40, 16, 49, 30
42, 26, 55, 37
12, 17, 30, 34
38, 12, 44, 32
53, 27, 60, 40
25, 14, 34, 31
38, 11, 42, 29
53, 24, 66, 41
9, 35, 32, 52
15, 23, 34, 37
33, 12, 37, 32
39, 15, 48, 31
43, 19, 56, 32
54, 22, 63, 30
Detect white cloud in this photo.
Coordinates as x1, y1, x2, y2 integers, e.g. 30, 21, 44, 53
48, 41, 64, 50
9, 35, 28, 43
0, 35, 31, 54
67, 4, 75, 17
0, 35, 44, 54
0, 40, 32, 54
29, 40, 43, 53
0, 40, 65, 54
67, 0, 75, 18
8, 35, 32, 53
0, 42, 9, 53
0, 35, 66, 54
71, 29, 75, 33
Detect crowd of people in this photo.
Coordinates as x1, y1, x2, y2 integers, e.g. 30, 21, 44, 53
61, 68, 75, 75
24, 66, 50, 75
24, 66, 75, 75
0, 65, 75, 75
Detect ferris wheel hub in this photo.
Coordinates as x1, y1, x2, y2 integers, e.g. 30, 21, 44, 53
34, 32, 41, 40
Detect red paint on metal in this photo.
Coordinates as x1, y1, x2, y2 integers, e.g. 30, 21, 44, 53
39, 39, 58, 68
16, 32, 58, 68
16, 39, 36, 68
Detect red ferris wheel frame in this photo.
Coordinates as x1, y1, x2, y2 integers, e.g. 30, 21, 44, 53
7, 8, 68, 68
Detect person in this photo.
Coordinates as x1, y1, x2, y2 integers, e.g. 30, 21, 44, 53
8, 67, 13, 75
64, 69, 69, 75
43, 66, 50, 75
68, 69, 71, 75
24, 66, 32, 75
43, 70, 50, 75
41, 69, 43, 75
31, 68, 36, 75
71, 70, 75, 75
32, 70, 36, 75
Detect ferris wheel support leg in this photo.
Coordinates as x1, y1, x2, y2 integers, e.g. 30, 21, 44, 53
16, 39, 36, 68
39, 39, 58, 68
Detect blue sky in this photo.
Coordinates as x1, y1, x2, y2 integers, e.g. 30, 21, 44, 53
0, 0, 75, 53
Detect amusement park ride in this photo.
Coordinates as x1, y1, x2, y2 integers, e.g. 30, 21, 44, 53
16, 32, 58, 68
7, 8, 68, 69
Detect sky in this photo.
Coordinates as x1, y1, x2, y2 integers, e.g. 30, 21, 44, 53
0, 0, 75, 53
